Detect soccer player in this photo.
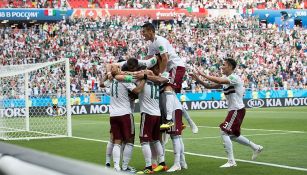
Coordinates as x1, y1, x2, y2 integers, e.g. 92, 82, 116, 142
134, 68, 167, 174
190, 58, 263, 168
134, 64, 187, 172
141, 23, 198, 132
108, 64, 146, 172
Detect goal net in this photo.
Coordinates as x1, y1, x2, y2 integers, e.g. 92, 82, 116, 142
0, 59, 72, 140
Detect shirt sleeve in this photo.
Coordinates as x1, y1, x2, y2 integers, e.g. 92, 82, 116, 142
138, 57, 157, 69
161, 72, 171, 83
122, 82, 137, 91
227, 74, 239, 85
156, 38, 168, 55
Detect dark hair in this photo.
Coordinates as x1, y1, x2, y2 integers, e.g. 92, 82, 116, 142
141, 23, 155, 32
224, 58, 237, 70
127, 58, 139, 71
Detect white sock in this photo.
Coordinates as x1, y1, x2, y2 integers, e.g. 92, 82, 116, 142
165, 91, 175, 121
122, 143, 134, 170
153, 141, 165, 164
112, 144, 121, 169
106, 141, 114, 164
141, 142, 152, 167
150, 142, 158, 165
179, 136, 186, 163
231, 135, 258, 150
182, 108, 194, 127
141, 142, 151, 167
220, 130, 235, 162
171, 135, 182, 165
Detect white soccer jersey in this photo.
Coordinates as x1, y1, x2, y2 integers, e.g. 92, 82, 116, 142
109, 80, 136, 116
139, 81, 161, 116
148, 35, 185, 71
223, 73, 245, 111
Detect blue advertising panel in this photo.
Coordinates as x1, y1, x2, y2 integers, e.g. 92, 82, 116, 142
252, 9, 307, 28
3, 89, 307, 107
0, 8, 73, 21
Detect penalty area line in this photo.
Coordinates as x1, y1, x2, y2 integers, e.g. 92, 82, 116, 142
71, 136, 307, 172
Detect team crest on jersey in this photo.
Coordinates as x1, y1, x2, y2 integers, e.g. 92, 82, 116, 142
151, 58, 157, 65
229, 75, 235, 80
159, 46, 164, 52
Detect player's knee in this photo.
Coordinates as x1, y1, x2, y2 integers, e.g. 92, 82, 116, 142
114, 139, 121, 145
170, 134, 180, 139
164, 86, 173, 92
220, 129, 227, 136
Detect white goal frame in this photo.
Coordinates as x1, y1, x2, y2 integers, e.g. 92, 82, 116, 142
0, 59, 72, 140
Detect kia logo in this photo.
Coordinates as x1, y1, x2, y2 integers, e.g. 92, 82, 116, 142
247, 99, 265, 108
46, 107, 67, 116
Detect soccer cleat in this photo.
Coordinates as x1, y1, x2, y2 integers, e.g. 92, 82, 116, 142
180, 161, 188, 169
136, 168, 154, 174
151, 164, 158, 169
190, 121, 199, 134
252, 145, 263, 160
160, 121, 174, 129
182, 124, 186, 130
105, 163, 111, 168
153, 165, 168, 172
166, 163, 181, 172
122, 166, 137, 173
220, 161, 237, 168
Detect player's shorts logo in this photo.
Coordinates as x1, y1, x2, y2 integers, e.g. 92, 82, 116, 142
247, 99, 265, 108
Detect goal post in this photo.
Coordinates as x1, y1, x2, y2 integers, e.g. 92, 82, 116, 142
0, 59, 72, 140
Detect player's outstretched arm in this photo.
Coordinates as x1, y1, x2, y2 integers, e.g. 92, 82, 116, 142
197, 70, 230, 85
132, 70, 168, 85
189, 72, 222, 89
147, 75, 168, 85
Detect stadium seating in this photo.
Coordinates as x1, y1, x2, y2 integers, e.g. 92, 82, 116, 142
0, 15, 305, 96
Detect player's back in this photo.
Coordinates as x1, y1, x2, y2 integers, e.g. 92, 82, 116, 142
109, 80, 135, 116
139, 81, 160, 116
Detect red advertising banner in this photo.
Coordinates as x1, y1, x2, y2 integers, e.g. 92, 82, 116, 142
72, 9, 207, 20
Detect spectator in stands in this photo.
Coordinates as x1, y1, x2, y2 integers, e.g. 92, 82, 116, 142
0, 15, 305, 97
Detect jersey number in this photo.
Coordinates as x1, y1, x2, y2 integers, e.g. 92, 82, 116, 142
222, 122, 229, 129
150, 85, 159, 99
111, 81, 118, 98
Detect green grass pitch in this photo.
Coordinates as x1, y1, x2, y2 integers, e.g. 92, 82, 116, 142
4, 107, 307, 175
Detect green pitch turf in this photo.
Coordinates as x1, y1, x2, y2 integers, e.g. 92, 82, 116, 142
4, 107, 307, 175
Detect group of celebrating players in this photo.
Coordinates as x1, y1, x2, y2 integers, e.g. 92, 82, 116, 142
100, 23, 263, 174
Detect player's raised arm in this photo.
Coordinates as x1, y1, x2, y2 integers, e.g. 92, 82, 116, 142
197, 70, 230, 85
189, 71, 222, 89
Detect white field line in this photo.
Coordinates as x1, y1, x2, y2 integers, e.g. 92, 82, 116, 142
71, 136, 307, 172
73, 122, 306, 134
183, 132, 303, 140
